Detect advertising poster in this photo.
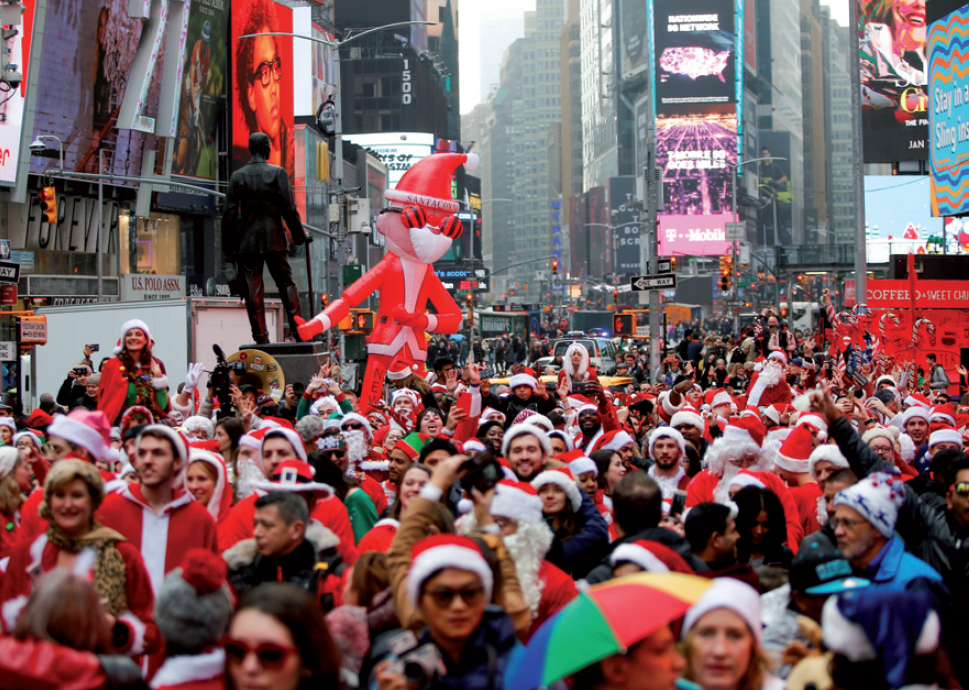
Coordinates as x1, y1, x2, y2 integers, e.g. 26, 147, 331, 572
928, 5, 969, 216
172, 0, 228, 180
312, 23, 337, 116
343, 132, 435, 188
0, 0, 32, 186
859, 0, 928, 162
622, 0, 649, 78
231, 0, 295, 182
757, 130, 792, 245
609, 176, 641, 275
650, 0, 741, 257
28, 0, 164, 178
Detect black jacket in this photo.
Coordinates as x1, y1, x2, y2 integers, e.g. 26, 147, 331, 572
585, 526, 709, 584
56, 378, 85, 407
481, 391, 557, 428
222, 154, 307, 256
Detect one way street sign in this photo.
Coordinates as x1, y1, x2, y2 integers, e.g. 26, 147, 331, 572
630, 273, 677, 291
0, 261, 20, 286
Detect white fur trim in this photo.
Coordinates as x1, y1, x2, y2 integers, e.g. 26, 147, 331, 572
501, 423, 551, 458
774, 453, 811, 474
728, 473, 766, 491
2, 594, 28, 631
48, 415, 107, 462
601, 430, 636, 452
748, 362, 784, 407
670, 408, 703, 431
406, 544, 494, 606
568, 456, 597, 478
524, 414, 554, 433
548, 430, 574, 453
384, 188, 461, 213
314, 314, 332, 332
808, 445, 849, 482
117, 611, 148, 656
929, 429, 963, 448
490, 482, 544, 525
648, 464, 687, 500
426, 314, 439, 332
152, 376, 168, 391
648, 428, 686, 460
531, 470, 582, 511
821, 596, 877, 661
387, 366, 412, 382
114, 319, 152, 355
901, 407, 931, 426
150, 649, 226, 688
359, 459, 392, 471
509, 373, 538, 391
711, 391, 733, 409
610, 543, 670, 573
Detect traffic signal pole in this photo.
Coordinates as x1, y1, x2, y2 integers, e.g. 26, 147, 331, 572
646, 140, 661, 381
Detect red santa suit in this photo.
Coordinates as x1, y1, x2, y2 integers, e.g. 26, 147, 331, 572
97, 484, 218, 594
773, 424, 824, 537
529, 560, 578, 639
746, 356, 793, 408
298, 153, 475, 411
789, 482, 824, 536
149, 650, 225, 690
0, 533, 160, 655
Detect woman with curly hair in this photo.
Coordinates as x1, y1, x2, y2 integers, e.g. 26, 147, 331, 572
0, 460, 160, 655
97, 319, 170, 425
732, 485, 793, 569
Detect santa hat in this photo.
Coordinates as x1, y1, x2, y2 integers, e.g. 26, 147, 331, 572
490, 479, 544, 525
683, 578, 763, 643
721, 417, 766, 448
501, 423, 551, 458
861, 426, 898, 449
384, 152, 476, 215
929, 427, 963, 449
768, 350, 788, 364
822, 588, 940, 690
12, 430, 43, 450
461, 439, 488, 454
0, 418, 16, 434
0, 447, 17, 482
26, 409, 53, 429
904, 393, 931, 409
875, 375, 898, 388
122, 406, 155, 426
182, 415, 215, 440
930, 404, 957, 428
531, 467, 582, 511
509, 373, 538, 391
261, 427, 308, 463
239, 428, 268, 452
478, 407, 506, 425
154, 549, 233, 654
595, 429, 637, 453
48, 411, 110, 462
567, 454, 598, 479
576, 403, 599, 417
610, 539, 694, 574
647, 427, 686, 459
762, 403, 791, 426
774, 424, 815, 474
187, 449, 232, 521
386, 360, 414, 381
340, 412, 373, 439
710, 390, 733, 410
900, 406, 931, 427
547, 430, 575, 454
834, 471, 905, 538
139, 425, 189, 468
393, 432, 428, 461
251, 459, 335, 498
794, 413, 828, 441
391, 389, 420, 408
113, 319, 152, 355
728, 472, 767, 492
670, 405, 704, 432
406, 533, 493, 606
809, 444, 849, 482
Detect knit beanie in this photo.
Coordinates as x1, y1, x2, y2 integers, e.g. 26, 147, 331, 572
833, 471, 905, 538
154, 549, 233, 653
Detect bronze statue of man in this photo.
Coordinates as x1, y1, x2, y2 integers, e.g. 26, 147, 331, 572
222, 132, 308, 343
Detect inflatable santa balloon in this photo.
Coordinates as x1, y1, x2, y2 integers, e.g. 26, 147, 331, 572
296, 152, 473, 411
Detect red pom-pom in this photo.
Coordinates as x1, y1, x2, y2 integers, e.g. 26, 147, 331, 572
181, 548, 228, 595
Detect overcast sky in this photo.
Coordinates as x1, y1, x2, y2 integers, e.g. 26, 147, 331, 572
459, 0, 848, 115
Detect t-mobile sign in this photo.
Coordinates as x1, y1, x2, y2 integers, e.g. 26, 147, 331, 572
657, 214, 734, 256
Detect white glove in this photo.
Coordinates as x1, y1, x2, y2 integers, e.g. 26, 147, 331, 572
184, 362, 205, 394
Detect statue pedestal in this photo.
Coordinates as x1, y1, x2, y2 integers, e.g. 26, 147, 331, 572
241, 341, 333, 390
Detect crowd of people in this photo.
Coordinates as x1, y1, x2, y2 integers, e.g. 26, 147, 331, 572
0, 307, 966, 690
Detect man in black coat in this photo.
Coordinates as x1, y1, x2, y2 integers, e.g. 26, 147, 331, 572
223, 132, 309, 343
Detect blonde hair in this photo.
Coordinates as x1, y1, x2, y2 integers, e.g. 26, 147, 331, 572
682, 622, 773, 690
0, 466, 23, 515
39, 459, 105, 521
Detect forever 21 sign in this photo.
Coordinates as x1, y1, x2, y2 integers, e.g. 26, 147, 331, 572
7, 195, 122, 254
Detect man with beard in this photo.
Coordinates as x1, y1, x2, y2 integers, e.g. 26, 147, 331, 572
501, 424, 551, 482
747, 350, 793, 408
646, 428, 690, 504
460, 479, 577, 639
669, 405, 708, 462
337, 414, 389, 515
574, 383, 620, 453
684, 503, 758, 589
685, 417, 805, 548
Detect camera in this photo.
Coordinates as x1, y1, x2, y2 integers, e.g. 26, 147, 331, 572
369, 630, 444, 690
458, 450, 504, 494
571, 382, 587, 395
86, 343, 99, 352
210, 345, 246, 418
73, 367, 89, 377
291, 381, 305, 397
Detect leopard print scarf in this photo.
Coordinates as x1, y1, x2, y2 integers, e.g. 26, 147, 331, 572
47, 522, 128, 615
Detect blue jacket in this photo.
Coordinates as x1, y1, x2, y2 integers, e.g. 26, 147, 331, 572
864, 534, 942, 593
420, 606, 523, 690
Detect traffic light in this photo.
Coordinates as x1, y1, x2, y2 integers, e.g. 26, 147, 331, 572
670, 257, 677, 271
38, 186, 57, 225
614, 313, 635, 336
612, 289, 619, 305
718, 255, 733, 293
321, 293, 329, 308
348, 309, 375, 332
465, 292, 473, 309
551, 259, 559, 275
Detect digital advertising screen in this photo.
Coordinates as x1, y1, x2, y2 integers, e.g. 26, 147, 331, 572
171, 0, 228, 180
231, 0, 295, 182
609, 176, 641, 275
649, 0, 742, 257
622, 0, 649, 79
928, 4, 969, 216
343, 132, 435, 189
859, 0, 928, 162
0, 0, 32, 186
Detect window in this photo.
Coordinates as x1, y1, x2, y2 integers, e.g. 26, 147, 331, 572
120, 212, 181, 276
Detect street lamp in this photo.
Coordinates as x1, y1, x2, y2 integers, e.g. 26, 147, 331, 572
28, 135, 64, 172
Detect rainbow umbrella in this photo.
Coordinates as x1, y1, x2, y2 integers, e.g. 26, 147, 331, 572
508, 572, 713, 690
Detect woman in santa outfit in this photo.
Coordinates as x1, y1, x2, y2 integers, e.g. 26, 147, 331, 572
184, 449, 233, 524
0, 446, 31, 561
590, 448, 628, 516
98, 319, 171, 426
0, 460, 160, 656
557, 342, 599, 391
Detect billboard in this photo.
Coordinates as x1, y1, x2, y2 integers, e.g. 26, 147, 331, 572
609, 176, 641, 275
171, 0, 228, 180
757, 131, 792, 245
0, 0, 32, 186
569, 194, 588, 278
929, 5, 969, 216
27, 0, 167, 178
621, 0, 649, 79
343, 132, 435, 188
859, 0, 928, 162
649, 0, 742, 257
231, 0, 295, 182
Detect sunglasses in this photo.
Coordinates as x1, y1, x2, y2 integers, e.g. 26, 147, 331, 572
424, 586, 484, 609
951, 482, 969, 497
342, 423, 364, 430
320, 449, 347, 459
223, 637, 299, 669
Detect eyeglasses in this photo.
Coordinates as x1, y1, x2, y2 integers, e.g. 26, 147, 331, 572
223, 637, 299, 669
951, 482, 969, 497
830, 517, 868, 530
423, 586, 484, 609
250, 56, 282, 87
869, 444, 894, 455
